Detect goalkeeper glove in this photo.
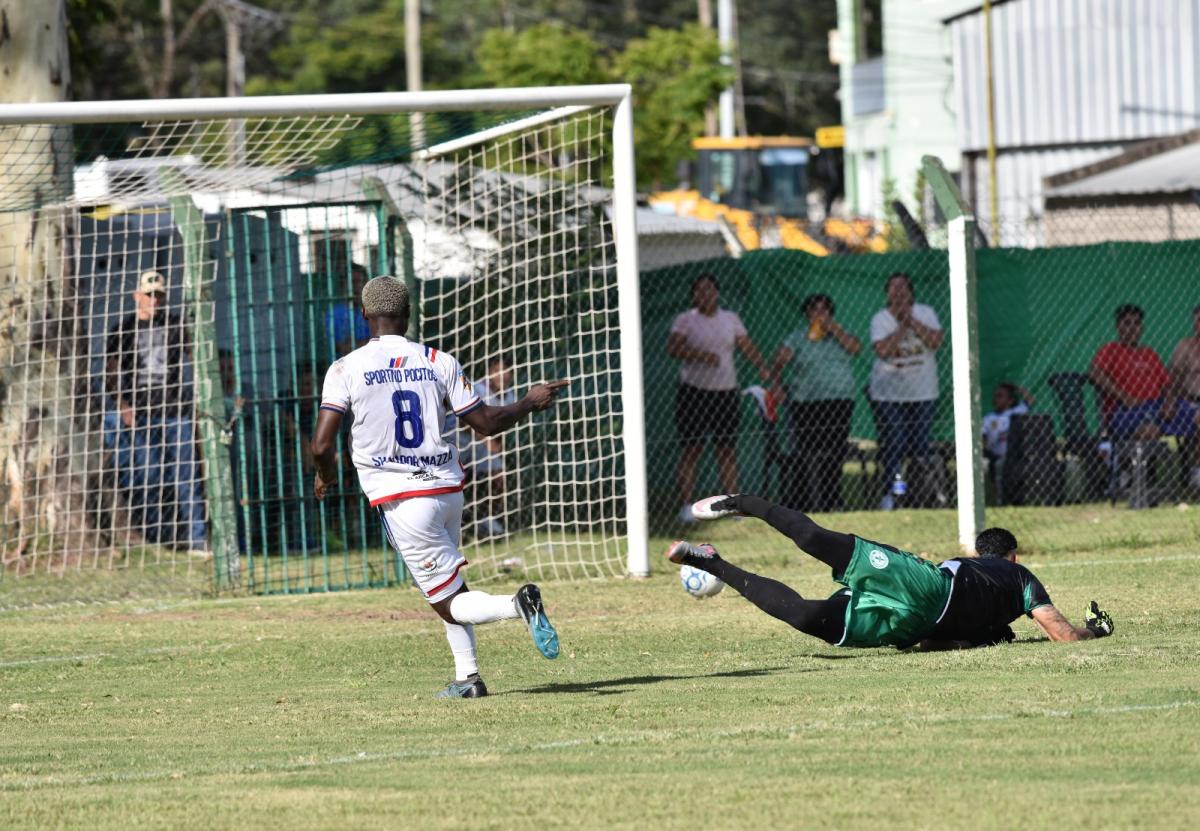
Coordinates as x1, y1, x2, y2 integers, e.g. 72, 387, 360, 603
1084, 600, 1114, 638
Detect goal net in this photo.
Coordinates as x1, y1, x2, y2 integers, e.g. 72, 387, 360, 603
0, 87, 647, 608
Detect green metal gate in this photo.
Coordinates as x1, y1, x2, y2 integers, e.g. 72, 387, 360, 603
222, 200, 408, 594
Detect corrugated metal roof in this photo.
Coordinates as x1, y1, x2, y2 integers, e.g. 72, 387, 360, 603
962, 144, 1128, 245
636, 208, 724, 236
1045, 139, 1200, 196
949, 0, 1200, 151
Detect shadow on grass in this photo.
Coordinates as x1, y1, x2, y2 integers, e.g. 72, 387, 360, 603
507, 666, 790, 696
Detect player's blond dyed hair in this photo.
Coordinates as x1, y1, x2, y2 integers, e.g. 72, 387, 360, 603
361, 276, 410, 319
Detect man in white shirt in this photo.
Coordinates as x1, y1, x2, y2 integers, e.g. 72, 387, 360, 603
666, 274, 769, 523
311, 277, 568, 699
868, 272, 944, 510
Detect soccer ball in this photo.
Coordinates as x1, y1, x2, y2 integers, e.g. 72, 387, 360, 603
680, 564, 725, 598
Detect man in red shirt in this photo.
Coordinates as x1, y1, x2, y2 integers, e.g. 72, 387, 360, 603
1090, 304, 1200, 485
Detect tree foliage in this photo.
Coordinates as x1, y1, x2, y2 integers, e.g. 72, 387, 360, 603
476, 23, 607, 89
65, 1, 840, 187
610, 24, 731, 188
249, 6, 406, 95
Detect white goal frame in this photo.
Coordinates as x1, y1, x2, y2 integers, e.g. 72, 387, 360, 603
0, 85, 651, 578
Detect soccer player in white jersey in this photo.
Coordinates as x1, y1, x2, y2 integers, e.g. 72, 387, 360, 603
311, 277, 569, 699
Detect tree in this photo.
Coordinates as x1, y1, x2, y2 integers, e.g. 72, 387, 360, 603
735, 0, 840, 137
69, 0, 290, 101
246, 1, 408, 96
476, 23, 607, 89
0, 0, 94, 560
609, 23, 731, 188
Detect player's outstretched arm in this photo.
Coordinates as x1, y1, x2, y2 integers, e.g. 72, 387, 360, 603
460, 380, 568, 437
1031, 602, 1114, 641
310, 408, 343, 500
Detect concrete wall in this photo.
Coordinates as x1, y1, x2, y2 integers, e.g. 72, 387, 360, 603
1044, 197, 1200, 246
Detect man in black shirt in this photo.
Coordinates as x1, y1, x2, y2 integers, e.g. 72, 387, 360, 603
667, 494, 1114, 649
103, 271, 206, 551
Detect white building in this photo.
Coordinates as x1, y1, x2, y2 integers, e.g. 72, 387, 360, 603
947, 0, 1200, 245
834, 0, 975, 219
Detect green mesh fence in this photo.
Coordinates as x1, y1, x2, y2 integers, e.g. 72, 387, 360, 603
641, 238, 1200, 538
0, 101, 628, 607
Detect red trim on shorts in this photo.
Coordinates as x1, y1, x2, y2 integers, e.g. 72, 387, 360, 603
426, 560, 468, 598
368, 483, 465, 507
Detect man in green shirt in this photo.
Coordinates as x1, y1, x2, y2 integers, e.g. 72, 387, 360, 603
669, 494, 1115, 649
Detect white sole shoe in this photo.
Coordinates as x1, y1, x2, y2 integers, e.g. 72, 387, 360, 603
690, 494, 740, 520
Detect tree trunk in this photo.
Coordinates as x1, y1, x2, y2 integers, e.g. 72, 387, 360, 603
0, 0, 95, 563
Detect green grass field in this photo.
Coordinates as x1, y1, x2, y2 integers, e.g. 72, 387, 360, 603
3, 505, 1200, 830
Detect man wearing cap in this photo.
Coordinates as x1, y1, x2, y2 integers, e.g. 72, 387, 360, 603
103, 270, 206, 551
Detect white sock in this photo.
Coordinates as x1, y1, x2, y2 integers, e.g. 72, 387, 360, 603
448, 590, 519, 625
443, 621, 479, 681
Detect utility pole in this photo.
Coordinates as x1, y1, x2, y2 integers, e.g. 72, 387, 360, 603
406, 0, 425, 149
218, 4, 243, 97
717, 0, 735, 138
213, 0, 284, 163
982, 0, 1000, 244
699, 0, 716, 136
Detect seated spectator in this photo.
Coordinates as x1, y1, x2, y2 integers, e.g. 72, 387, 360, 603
103, 271, 206, 552
981, 382, 1032, 499
1169, 304, 1200, 403
460, 354, 517, 537
1089, 303, 1200, 488
769, 292, 861, 511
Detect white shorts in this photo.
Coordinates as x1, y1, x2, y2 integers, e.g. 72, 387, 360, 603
377, 491, 467, 604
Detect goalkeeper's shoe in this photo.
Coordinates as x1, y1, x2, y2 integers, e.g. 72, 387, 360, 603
514, 584, 559, 660
436, 674, 488, 699
666, 540, 721, 565
690, 494, 742, 521
1084, 600, 1115, 638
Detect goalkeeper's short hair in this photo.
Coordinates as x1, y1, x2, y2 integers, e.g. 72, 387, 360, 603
361, 276, 410, 320
975, 527, 1018, 558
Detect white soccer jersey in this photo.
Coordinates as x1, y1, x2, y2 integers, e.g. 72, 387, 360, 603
320, 335, 482, 506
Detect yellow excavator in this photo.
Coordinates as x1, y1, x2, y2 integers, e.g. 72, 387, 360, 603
648, 133, 887, 256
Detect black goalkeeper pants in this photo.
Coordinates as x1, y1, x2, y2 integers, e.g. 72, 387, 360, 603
690, 494, 854, 644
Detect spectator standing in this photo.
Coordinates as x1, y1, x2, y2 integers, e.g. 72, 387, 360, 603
1090, 304, 1200, 488
103, 271, 206, 552
868, 272, 944, 510
667, 274, 769, 523
770, 293, 861, 511
326, 264, 372, 356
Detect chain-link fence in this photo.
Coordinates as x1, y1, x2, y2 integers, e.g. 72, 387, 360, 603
640, 186, 1200, 550
978, 196, 1200, 548
640, 240, 954, 530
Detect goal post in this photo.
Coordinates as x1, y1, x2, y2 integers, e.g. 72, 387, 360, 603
0, 85, 648, 606
923, 154, 983, 551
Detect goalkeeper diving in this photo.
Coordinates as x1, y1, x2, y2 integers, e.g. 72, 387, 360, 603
669, 494, 1115, 649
